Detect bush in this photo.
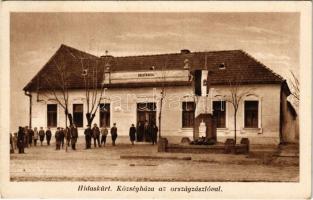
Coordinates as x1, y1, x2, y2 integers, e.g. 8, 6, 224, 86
189, 137, 216, 145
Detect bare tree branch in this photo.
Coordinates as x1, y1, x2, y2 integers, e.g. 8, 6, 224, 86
289, 70, 300, 103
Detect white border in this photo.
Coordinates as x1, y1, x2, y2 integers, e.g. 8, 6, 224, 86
0, 1, 311, 199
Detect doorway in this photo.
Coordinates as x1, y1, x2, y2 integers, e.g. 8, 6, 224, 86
137, 103, 156, 142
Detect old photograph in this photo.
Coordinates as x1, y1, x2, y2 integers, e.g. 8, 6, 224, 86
8, 12, 301, 182
0, 1, 311, 198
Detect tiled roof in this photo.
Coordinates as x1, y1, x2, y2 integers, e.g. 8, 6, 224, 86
23, 44, 284, 91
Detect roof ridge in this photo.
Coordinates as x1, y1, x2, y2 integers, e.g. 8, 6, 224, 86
240, 50, 284, 81
60, 44, 99, 58
113, 49, 243, 59
58, 44, 243, 59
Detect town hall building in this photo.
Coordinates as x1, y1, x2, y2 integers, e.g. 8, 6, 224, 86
23, 44, 298, 145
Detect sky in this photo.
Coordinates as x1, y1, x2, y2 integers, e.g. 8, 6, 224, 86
10, 12, 299, 131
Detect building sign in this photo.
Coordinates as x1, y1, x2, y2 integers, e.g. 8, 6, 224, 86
138, 73, 155, 77
103, 70, 190, 84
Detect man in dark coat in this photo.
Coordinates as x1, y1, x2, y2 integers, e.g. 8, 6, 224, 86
110, 123, 118, 146
137, 122, 144, 142
65, 127, 71, 147
143, 120, 149, 142
28, 127, 34, 147
147, 123, 154, 144
55, 128, 61, 150
24, 126, 29, 148
84, 125, 92, 149
59, 128, 65, 149
71, 124, 78, 150
100, 126, 108, 147
151, 124, 158, 145
17, 127, 25, 153
39, 127, 45, 146
92, 123, 100, 147
129, 124, 136, 145
46, 127, 52, 145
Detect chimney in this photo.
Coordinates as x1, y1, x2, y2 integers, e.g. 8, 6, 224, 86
180, 49, 190, 54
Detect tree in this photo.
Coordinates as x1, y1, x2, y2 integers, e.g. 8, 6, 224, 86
224, 80, 253, 144
158, 56, 168, 139
289, 71, 300, 107
37, 45, 108, 128
76, 55, 109, 127
38, 48, 74, 127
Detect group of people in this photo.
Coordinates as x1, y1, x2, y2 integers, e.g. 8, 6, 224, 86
11, 121, 159, 154
83, 121, 159, 149
54, 125, 79, 150
83, 123, 117, 149
136, 121, 159, 145
12, 126, 53, 154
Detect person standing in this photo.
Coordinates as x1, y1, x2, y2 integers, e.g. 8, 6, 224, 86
46, 127, 52, 146
55, 128, 61, 150
137, 122, 144, 142
147, 123, 154, 144
92, 123, 100, 148
129, 124, 136, 145
144, 120, 150, 142
71, 124, 78, 150
100, 126, 108, 147
151, 124, 158, 145
65, 127, 71, 147
13, 132, 18, 150
60, 127, 65, 149
84, 125, 92, 149
17, 127, 25, 154
111, 123, 118, 146
33, 127, 39, 146
39, 127, 45, 146
28, 127, 34, 147
24, 126, 29, 148
10, 133, 14, 154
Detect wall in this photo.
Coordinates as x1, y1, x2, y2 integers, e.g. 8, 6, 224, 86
30, 84, 282, 145
281, 92, 299, 143
210, 84, 281, 145
30, 86, 195, 140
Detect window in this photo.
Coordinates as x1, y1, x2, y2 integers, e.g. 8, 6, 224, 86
99, 103, 110, 127
244, 101, 259, 128
47, 104, 57, 127
182, 102, 195, 128
73, 104, 83, 127
213, 101, 226, 128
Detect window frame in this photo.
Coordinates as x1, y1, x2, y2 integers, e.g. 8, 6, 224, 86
212, 100, 227, 128
73, 104, 84, 127
182, 102, 195, 128
244, 100, 259, 128
47, 104, 58, 128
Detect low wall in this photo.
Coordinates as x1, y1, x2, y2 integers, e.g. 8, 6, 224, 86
158, 138, 249, 154
166, 144, 225, 154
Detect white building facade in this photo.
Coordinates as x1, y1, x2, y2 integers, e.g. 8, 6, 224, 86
24, 44, 296, 145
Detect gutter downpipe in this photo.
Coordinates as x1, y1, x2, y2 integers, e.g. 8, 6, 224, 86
24, 90, 32, 128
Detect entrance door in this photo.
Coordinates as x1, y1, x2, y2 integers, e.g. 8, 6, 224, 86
137, 103, 156, 142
